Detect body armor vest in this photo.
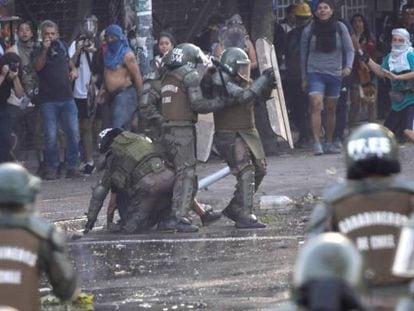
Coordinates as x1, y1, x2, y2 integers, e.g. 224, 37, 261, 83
212, 75, 255, 130
109, 132, 159, 189
328, 178, 414, 286
0, 228, 42, 311
214, 102, 255, 131
161, 67, 197, 122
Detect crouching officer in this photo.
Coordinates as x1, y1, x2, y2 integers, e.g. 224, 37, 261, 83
0, 163, 78, 310
308, 123, 414, 308
85, 128, 175, 234
212, 47, 275, 229
84, 128, 221, 234
291, 233, 366, 310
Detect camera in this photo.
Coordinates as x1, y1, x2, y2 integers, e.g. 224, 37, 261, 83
8, 62, 19, 72
50, 40, 61, 56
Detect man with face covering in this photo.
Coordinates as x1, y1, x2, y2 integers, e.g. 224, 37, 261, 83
359, 28, 414, 141
103, 24, 143, 130
300, 0, 354, 155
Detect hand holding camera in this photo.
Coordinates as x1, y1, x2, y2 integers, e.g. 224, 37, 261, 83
1, 64, 9, 77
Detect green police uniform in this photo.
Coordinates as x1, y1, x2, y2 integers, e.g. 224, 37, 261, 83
0, 163, 77, 310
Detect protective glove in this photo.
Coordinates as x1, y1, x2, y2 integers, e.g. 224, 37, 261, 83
263, 67, 275, 81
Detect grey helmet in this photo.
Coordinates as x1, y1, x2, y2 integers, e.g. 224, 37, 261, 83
219, 47, 251, 82
294, 233, 363, 288
163, 43, 208, 68
0, 163, 41, 206
346, 123, 400, 179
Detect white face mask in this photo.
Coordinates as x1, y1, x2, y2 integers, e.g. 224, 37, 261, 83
392, 43, 408, 52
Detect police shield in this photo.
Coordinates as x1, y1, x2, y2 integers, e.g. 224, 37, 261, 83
196, 112, 215, 162
392, 215, 414, 277
255, 37, 294, 149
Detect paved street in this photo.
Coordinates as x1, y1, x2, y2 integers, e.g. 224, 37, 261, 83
36, 144, 414, 310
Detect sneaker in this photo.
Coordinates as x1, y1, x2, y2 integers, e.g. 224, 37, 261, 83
81, 164, 95, 175
324, 143, 342, 154
313, 142, 324, 156
65, 168, 83, 179
43, 169, 58, 180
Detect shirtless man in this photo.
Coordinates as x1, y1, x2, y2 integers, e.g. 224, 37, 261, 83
103, 24, 143, 130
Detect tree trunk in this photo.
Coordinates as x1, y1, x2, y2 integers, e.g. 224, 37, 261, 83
250, 0, 281, 155
70, 0, 94, 42
120, 0, 154, 76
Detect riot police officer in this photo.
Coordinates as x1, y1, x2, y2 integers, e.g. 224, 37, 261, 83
85, 128, 176, 233
0, 163, 78, 310
211, 47, 275, 229
292, 233, 365, 310
308, 123, 414, 307
84, 128, 221, 234
159, 43, 237, 232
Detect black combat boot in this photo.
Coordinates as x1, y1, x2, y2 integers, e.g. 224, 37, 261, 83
157, 217, 199, 233
222, 199, 240, 222
233, 167, 266, 229
235, 214, 266, 229
200, 210, 222, 226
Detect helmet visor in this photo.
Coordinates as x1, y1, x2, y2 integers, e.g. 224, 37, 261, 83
237, 63, 250, 82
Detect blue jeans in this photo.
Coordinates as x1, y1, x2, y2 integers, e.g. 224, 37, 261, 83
41, 99, 80, 171
110, 86, 138, 130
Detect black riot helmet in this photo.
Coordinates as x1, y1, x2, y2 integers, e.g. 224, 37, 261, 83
346, 123, 400, 179
219, 47, 251, 82
0, 162, 41, 206
163, 43, 208, 68
97, 128, 123, 154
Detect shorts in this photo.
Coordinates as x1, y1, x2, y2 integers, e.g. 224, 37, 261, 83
307, 72, 342, 98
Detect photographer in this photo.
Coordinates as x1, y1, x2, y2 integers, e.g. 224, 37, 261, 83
0, 52, 24, 163
7, 21, 39, 164
69, 26, 98, 175
33, 20, 80, 180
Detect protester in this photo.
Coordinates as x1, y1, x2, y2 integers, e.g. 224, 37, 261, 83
154, 31, 175, 66
0, 162, 78, 310
69, 17, 99, 175
102, 24, 143, 130
300, 0, 354, 155
7, 21, 38, 162
359, 28, 414, 141
33, 20, 80, 180
348, 14, 377, 128
285, 2, 313, 148
213, 14, 257, 71
0, 53, 25, 163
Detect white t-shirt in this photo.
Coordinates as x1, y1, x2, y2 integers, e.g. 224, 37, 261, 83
69, 41, 92, 99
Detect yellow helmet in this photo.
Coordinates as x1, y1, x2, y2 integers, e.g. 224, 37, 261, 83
294, 3, 312, 17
